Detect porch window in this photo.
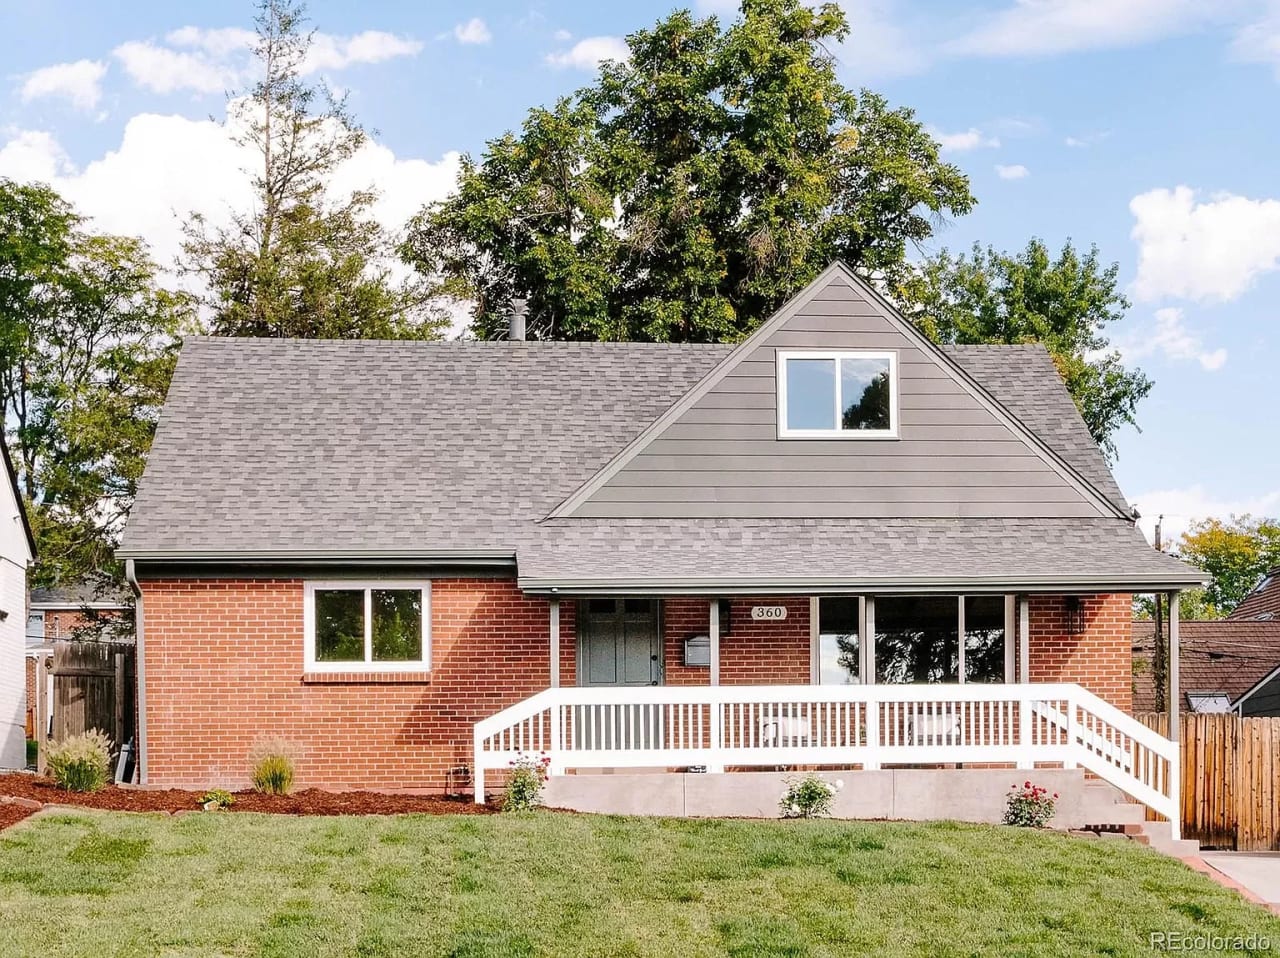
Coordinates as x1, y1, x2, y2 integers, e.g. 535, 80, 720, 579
817, 597, 860, 684
777, 350, 897, 438
304, 581, 430, 671
874, 595, 1009, 685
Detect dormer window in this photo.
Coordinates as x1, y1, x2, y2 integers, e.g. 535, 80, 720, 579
777, 350, 897, 439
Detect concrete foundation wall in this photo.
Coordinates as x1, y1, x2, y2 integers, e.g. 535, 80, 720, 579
543, 768, 1088, 828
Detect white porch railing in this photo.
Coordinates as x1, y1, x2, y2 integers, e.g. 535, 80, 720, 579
472, 683, 1179, 828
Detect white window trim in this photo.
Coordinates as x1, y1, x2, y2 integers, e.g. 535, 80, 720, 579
812, 594, 1013, 685
776, 349, 899, 439
303, 580, 431, 673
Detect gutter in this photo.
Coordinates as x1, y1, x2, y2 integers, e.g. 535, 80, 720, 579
518, 573, 1210, 595
124, 559, 145, 785
116, 549, 517, 567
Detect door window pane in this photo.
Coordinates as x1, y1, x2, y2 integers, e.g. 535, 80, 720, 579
372, 589, 423, 662
875, 596, 959, 684
315, 589, 364, 662
818, 597, 860, 684
840, 357, 891, 430
785, 358, 836, 430
964, 596, 1006, 683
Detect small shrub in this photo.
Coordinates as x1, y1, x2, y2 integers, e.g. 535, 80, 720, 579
1003, 780, 1058, 828
780, 774, 843, 819
503, 752, 551, 812
248, 738, 298, 795
200, 789, 235, 810
47, 730, 112, 793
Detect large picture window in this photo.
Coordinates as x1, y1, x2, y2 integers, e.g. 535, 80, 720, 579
777, 350, 897, 439
815, 594, 1010, 686
304, 581, 430, 671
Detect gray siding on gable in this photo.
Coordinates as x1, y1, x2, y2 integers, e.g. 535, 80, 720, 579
571, 277, 1109, 520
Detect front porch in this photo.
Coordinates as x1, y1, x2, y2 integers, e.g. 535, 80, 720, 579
475, 589, 1188, 831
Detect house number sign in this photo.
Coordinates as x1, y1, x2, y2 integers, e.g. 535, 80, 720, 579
751, 605, 788, 621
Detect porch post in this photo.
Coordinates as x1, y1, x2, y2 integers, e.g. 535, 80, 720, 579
707, 598, 723, 772
549, 598, 561, 689
1168, 590, 1181, 841
863, 597, 880, 770
1017, 596, 1032, 769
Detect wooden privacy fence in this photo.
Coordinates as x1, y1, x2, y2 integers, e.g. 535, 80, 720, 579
1138, 712, 1280, 850
34, 640, 136, 772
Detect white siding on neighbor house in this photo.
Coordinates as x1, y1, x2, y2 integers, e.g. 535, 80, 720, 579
0, 462, 30, 770
570, 275, 1110, 520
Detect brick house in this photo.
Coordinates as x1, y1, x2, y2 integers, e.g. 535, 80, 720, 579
119, 263, 1203, 823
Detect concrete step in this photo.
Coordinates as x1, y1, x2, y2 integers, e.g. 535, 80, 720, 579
1134, 820, 1201, 858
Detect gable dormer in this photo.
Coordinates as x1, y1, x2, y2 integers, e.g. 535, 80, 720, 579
553, 263, 1125, 521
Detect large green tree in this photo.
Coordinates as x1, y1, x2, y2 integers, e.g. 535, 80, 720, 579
905, 238, 1151, 461
0, 179, 190, 587
1178, 516, 1280, 614
403, 0, 974, 341
182, 0, 444, 340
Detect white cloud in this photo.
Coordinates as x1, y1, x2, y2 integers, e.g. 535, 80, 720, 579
995, 163, 1029, 179
304, 31, 423, 71
453, 18, 492, 45
1130, 185, 1280, 302
114, 26, 421, 95
20, 59, 109, 111
0, 107, 459, 286
553, 29, 573, 42
836, 0, 930, 78
929, 127, 1000, 152
545, 36, 630, 70
1232, 7, 1280, 74
1132, 486, 1280, 545
949, 0, 1222, 58
1115, 307, 1227, 371
1065, 130, 1108, 147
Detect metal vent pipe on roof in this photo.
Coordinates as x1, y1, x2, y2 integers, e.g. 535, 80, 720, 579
509, 298, 528, 341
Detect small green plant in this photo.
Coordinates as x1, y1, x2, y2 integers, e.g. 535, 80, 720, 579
46, 729, 112, 793
503, 752, 551, 812
780, 774, 842, 819
248, 738, 298, 795
200, 789, 235, 810
1003, 781, 1058, 828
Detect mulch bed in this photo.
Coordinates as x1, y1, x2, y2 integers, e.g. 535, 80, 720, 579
0, 773, 495, 829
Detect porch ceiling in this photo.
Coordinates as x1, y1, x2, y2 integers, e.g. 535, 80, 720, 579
517, 517, 1206, 594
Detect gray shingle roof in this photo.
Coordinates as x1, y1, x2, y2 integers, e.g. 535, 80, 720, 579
120, 335, 1197, 589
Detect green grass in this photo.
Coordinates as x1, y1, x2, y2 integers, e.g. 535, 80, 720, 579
0, 809, 1276, 957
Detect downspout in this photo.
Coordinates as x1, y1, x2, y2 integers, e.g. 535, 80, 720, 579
125, 559, 146, 785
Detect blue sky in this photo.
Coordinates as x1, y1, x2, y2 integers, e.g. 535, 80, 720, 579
2, 0, 1279, 541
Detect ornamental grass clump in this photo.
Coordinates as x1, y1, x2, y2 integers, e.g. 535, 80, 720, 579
1003, 780, 1058, 828
47, 729, 112, 793
249, 738, 299, 796
780, 774, 843, 819
503, 752, 551, 812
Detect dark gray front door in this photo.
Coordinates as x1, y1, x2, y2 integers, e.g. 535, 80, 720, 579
577, 598, 662, 687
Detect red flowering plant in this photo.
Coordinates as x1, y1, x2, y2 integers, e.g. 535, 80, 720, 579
503, 751, 552, 812
1003, 780, 1059, 828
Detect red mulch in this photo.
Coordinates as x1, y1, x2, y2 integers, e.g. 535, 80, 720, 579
0, 773, 494, 828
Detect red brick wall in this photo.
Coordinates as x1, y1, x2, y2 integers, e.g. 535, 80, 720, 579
140, 577, 562, 790
139, 581, 1132, 789
662, 597, 810, 686
1027, 593, 1132, 711
24, 655, 36, 739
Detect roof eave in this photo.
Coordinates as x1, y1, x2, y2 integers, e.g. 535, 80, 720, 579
517, 572, 1210, 596
120, 548, 518, 567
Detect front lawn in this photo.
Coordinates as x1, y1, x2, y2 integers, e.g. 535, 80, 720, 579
1, 809, 1275, 957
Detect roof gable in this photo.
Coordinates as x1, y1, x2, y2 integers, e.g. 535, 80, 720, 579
553, 263, 1128, 521
1229, 567, 1280, 621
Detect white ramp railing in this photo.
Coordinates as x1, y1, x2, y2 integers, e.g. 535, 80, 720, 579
472, 683, 1178, 829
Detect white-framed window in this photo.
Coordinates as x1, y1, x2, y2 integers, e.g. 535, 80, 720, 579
812, 594, 1013, 685
303, 580, 430, 672
777, 350, 898, 439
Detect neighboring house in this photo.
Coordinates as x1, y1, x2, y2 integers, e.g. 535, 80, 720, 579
0, 443, 35, 769
118, 263, 1203, 822
1228, 566, 1280, 621
24, 578, 132, 740
1133, 619, 1280, 715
